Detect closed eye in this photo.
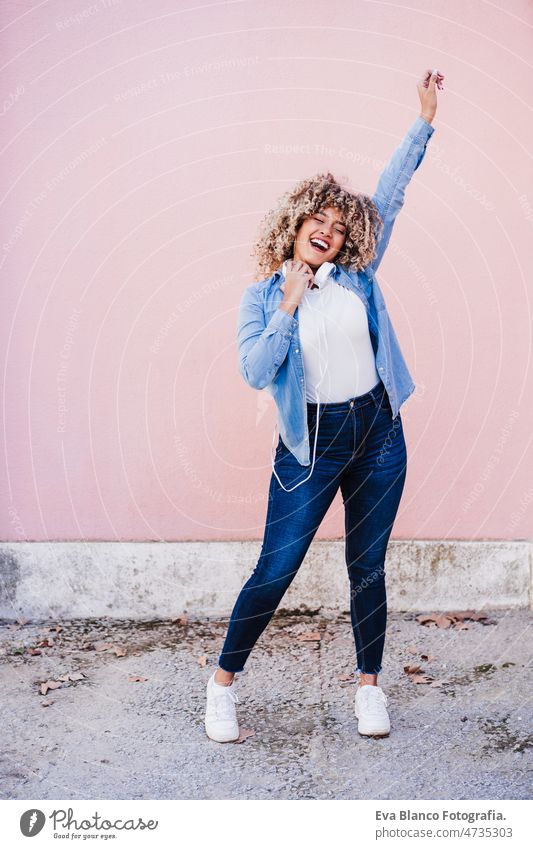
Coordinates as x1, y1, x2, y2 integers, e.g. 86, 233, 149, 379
312, 216, 345, 234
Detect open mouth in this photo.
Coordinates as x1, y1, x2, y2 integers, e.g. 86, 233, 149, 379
309, 238, 329, 253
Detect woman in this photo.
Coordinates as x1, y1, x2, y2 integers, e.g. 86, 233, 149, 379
205, 69, 444, 742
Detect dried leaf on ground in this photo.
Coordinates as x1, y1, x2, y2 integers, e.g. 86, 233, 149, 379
420, 653, 438, 662
416, 614, 439, 625
40, 699, 53, 707
445, 610, 477, 620
46, 672, 85, 687
429, 679, 450, 687
111, 646, 127, 657
172, 616, 188, 626
416, 610, 495, 629
39, 680, 64, 695
234, 728, 256, 743
407, 645, 418, 654
403, 663, 434, 684
197, 655, 207, 667
128, 675, 148, 683
91, 642, 127, 656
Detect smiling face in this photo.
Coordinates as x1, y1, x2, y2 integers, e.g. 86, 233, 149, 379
292, 206, 347, 269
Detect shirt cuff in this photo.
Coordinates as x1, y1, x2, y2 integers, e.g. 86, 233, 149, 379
270, 305, 298, 336
408, 114, 436, 141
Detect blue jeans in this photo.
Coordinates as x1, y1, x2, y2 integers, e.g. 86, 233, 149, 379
218, 379, 407, 676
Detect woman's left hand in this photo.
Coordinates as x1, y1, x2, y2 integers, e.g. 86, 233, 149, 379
417, 68, 444, 123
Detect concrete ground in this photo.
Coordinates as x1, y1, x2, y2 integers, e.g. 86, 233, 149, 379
0, 607, 531, 800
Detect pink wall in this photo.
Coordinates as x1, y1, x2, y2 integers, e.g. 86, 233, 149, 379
1, 0, 532, 542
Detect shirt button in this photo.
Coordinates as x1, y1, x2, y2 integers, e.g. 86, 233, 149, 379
300, 378, 304, 383
295, 348, 299, 353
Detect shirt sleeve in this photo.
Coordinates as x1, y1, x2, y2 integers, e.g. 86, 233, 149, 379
236, 285, 298, 390
367, 115, 435, 273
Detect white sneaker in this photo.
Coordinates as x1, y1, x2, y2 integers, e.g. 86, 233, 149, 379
204, 671, 240, 742
354, 684, 390, 736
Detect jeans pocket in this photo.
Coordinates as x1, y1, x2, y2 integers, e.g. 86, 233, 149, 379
275, 436, 288, 459
377, 395, 393, 419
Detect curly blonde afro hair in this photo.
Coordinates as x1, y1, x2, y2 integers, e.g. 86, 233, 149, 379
251, 171, 384, 279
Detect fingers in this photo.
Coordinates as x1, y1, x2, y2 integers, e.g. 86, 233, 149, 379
421, 68, 445, 90
422, 68, 444, 80
286, 260, 315, 285
420, 69, 444, 83
287, 259, 313, 276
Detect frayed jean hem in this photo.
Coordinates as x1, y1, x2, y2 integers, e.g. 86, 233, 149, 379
217, 655, 248, 676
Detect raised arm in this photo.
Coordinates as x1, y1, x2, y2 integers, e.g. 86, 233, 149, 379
367, 68, 443, 274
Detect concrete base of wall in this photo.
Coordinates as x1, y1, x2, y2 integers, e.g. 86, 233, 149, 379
0, 540, 531, 621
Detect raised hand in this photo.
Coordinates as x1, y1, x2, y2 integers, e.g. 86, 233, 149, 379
417, 68, 444, 124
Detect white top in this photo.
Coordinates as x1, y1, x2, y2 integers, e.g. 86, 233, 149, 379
282, 260, 380, 403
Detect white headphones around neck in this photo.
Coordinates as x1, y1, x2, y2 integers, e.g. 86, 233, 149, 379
271, 261, 333, 491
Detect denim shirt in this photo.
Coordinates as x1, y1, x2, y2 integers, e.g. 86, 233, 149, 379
237, 115, 435, 466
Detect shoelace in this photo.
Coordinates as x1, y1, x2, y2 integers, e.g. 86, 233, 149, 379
212, 684, 240, 720
358, 687, 388, 714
